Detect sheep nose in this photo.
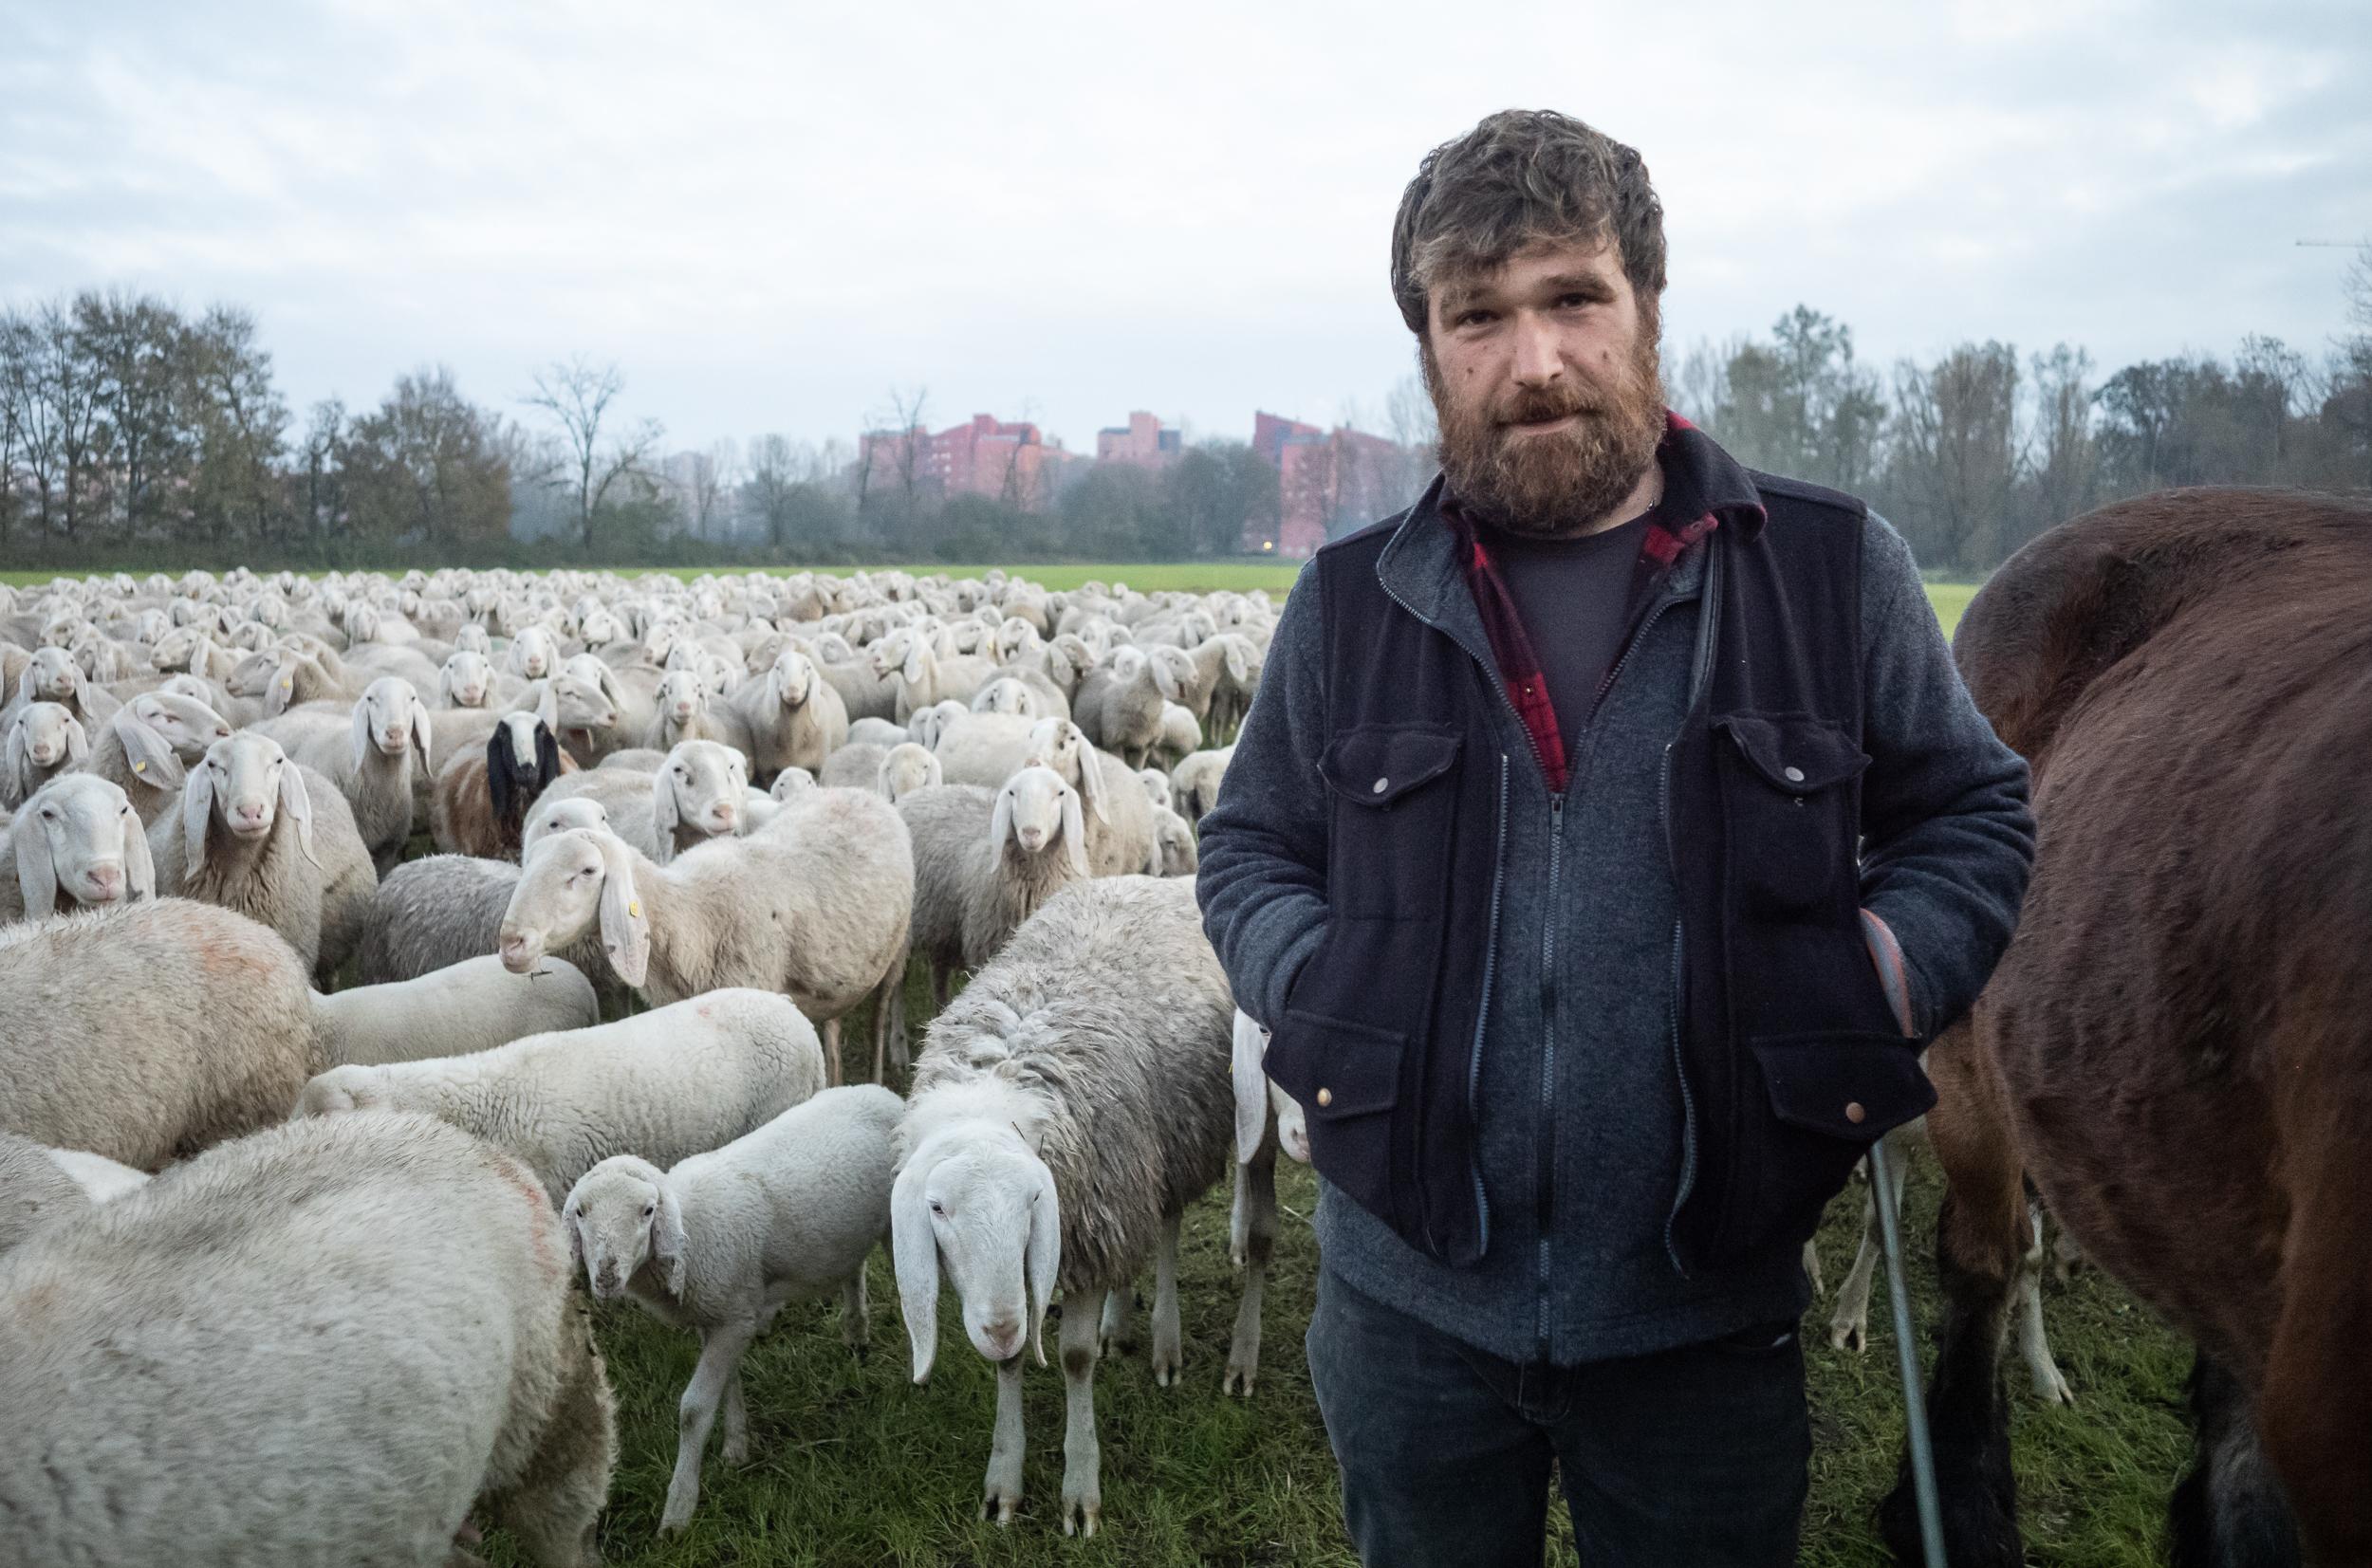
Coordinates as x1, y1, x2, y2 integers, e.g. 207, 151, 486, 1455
85, 863, 122, 895
232, 802, 269, 826
214, 726, 232, 739
979, 1315, 1024, 1358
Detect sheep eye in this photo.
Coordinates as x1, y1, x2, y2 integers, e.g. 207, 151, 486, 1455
928, 1198, 946, 1216
641, 1204, 654, 1218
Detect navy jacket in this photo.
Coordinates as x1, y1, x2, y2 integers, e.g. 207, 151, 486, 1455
1196, 430, 2034, 1363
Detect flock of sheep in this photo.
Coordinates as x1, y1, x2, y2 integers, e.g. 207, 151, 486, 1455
0, 564, 1290, 1564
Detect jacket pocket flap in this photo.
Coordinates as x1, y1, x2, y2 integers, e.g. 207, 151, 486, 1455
1273, 1009, 1405, 1118
1717, 713, 1870, 794
1320, 726, 1461, 807
1749, 1031, 1936, 1140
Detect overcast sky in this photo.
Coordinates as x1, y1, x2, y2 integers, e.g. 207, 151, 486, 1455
4, 0, 2364, 457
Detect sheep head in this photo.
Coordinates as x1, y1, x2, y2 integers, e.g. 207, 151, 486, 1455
892, 1120, 1059, 1382
990, 766, 1087, 879
502, 827, 648, 986
562, 1156, 683, 1301
186, 732, 319, 876
15, 775, 152, 913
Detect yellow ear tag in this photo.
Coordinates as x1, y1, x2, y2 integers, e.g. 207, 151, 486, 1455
132, 761, 146, 773
627, 900, 641, 918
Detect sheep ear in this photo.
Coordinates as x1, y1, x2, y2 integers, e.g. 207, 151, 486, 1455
279, 760, 320, 868
924, 749, 943, 788
16, 810, 57, 914
534, 681, 559, 730
182, 761, 215, 877
1151, 655, 1182, 703
63, 716, 87, 765
123, 803, 157, 901
596, 666, 623, 709
436, 663, 455, 706
487, 731, 517, 824
594, 833, 650, 987
1232, 1011, 1271, 1167
4, 724, 26, 802
409, 698, 433, 774
563, 1200, 587, 1279
13, 665, 33, 708
1024, 1158, 1060, 1369
1075, 739, 1109, 823
988, 785, 1014, 856
1061, 788, 1088, 880
536, 725, 562, 785
650, 771, 679, 864
1225, 638, 1249, 684
120, 708, 183, 791
900, 638, 927, 687
266, 664, 296, 716
890, 1156, 941, 1384
652, 1180, 689, 1297
348, 696, 372, 773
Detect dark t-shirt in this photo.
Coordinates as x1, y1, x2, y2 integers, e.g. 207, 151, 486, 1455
1478, 508, 1655, 749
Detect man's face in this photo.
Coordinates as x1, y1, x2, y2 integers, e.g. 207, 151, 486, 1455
1422, 236, 1666, 537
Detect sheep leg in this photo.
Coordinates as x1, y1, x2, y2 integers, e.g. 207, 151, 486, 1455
1150, 1211, 1183, 1388
982, 1352, 1026, 1525
932, 962, 952, 1012
1098, 1282, 1136, 1356
821, 1015, 844, 1088
1060, 1285, 1105, 1538
660, 1319, 757, 1535
721, 1369, 751, 1465
491, 1301, 615, 1568
841, 1268, 869, 1352
1802, 1236, 1825, 1297
2017, 1208, 2072, 1405
1226, 1148, 1278, 1396
1829, 1133, 1910, 1353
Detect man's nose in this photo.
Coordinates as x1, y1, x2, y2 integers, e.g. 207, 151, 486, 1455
1510, 315, 1565, 387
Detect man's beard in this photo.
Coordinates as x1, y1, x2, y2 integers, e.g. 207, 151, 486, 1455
1424, 329, 1667, 538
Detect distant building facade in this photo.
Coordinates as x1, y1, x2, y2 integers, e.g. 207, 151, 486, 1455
1247, 410, 1412, 559
857, 414, 1065, 510
1095, 410, 1181, 469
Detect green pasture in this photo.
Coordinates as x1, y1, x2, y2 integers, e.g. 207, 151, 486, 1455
464, 973, 2191, 1568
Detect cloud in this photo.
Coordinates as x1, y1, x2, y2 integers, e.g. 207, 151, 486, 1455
2, 0, 2363, 453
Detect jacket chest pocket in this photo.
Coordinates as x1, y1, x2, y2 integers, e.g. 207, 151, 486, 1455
1714, 712, 1868, 920
1320, 726, 1464, 921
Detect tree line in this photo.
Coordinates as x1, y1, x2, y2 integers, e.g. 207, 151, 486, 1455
2, 258, 2366, 573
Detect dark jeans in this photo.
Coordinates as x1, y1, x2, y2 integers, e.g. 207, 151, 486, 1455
1305, 1270, 1810, 1568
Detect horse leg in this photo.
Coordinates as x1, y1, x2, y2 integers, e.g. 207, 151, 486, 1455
1878, 1023, 2027, 1568
2168, 1353, 2302, 1568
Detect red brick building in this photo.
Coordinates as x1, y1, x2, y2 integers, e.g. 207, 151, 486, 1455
1248, 410, 1413, 559
858, 414, 1065, 510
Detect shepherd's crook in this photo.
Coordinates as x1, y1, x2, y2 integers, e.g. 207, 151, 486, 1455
1869, 1134, 1947, 1568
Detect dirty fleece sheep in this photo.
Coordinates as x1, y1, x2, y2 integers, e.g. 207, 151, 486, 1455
255, 674, 433, 872
0, 1112, 615, 1568
431, 710, 575, 860
295, 987, 827, 1208
0, 899, 319, 1169
147, 732, 379, 975
563, 1083, 903, 1534
497, 789, 914, 1084
894, 874, 1254, 1536
730, 647, 848, 786
0, 774, 154, 922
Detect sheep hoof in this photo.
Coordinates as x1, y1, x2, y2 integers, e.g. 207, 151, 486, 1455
1828, 1319, 1866, 1355
1063, 1497, 1101, 1538
1223, 1361, 1257, 1397
1153, 1356, 1179, 1388
980, 1492, 1018, 1526
722, 1432, 750, 1466
2033, 1365, 2075, 1406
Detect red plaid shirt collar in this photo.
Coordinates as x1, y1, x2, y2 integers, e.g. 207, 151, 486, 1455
1439, 412, 1740, 794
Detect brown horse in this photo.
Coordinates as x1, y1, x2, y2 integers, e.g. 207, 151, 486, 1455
1880, 488, 2372, 1567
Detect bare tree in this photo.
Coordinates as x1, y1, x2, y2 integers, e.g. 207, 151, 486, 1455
885, 385, 929, 507
523, 357, 663, 551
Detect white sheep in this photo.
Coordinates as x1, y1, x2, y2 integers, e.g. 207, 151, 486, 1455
312, 953, 601, 1067
254, 674, 432, 872
1022, 717, 1156, 878
146, 732, 379, 976
79, 688, 232, 825
846, 715, 909, 749
498, 788, 913, 1085
294, 987, 827, 1208
0, 774, 154, 922
563, 1083, 903, 1534
1170, 744, 1233, 821
873, 626, 993, 723
2, 701, 89, 808
730, 646, 848, 784
0, 1112, 615, 1567
893, 875, 1260, 1535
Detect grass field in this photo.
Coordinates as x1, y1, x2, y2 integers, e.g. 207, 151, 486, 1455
466, 969, 2192, 1568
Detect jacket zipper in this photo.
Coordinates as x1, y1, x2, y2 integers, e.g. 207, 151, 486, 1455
1535, 794, 1562, 1351
1662, 541, 1723, 1274
1466, 754, 1510, 1255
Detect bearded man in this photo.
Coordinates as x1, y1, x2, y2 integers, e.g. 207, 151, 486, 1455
1196, 110, 2035, 1567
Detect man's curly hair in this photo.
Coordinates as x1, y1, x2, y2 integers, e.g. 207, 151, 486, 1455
1390, 110, 1666, 336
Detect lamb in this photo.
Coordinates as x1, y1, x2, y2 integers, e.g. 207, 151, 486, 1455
1149, 803, 1198, 876
1154, 699, 1202, 766
497, 788, 913, 1085
295, 987, 827, 1208
80, 688, 233, 825
1023, 717, 1157, 878
3, 701, 88, 807
0, 1112, 615, 1568
147, 732, 379, 976
0, 774, 154, 922
893, 875, 1259, 1535
310, 953, 601, 1067
876, 740, 942, 802
0, 898, 319, 1168
431, 710, 575, 860
730, 646, 849, 785
1170, 745, 1233, 821
563, 1083, 902, 1534
255, 674, 433, 871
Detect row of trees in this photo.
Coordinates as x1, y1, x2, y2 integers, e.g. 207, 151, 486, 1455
4, 251, 2368, 571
